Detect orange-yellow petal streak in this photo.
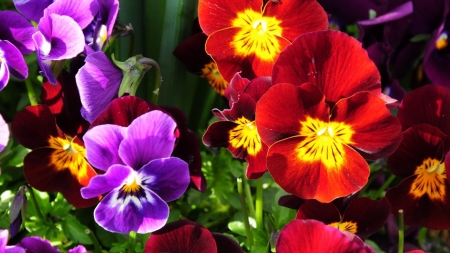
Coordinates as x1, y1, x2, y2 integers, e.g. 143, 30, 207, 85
201, 61, 229, 95
229, 117, 262, 156
328, 221, 358, 234
296, 117, 354, 170
231, 9, 283, 61
410, 158, 446, 201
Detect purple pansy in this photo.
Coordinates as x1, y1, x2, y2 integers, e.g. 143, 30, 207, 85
81, 110, 190, 233
0, 40, 28, 91
0, 114, 10, 152
13, 0, 55, 23
75, 51, 123, 123
84, 0, 119, 51
0, 11, 36, 54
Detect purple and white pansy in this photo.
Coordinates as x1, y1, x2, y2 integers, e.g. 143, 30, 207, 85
81, 110, 190, 234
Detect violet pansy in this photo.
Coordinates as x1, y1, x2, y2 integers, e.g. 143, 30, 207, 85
81, 110, 190, 233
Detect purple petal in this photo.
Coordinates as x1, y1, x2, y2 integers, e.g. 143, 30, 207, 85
0, 61, 9, 91
44, 0, 99, 29
0, 114, 9, 152
75, 51, 123, 123
67, 246, 88, 253
97, 0, 119, 38
119, 111, 177, 169
12, 0, 54, 23
19, 237, 59, 253
32, 31, 56, 84
81, 164, 131, 199
0, 40, 28, 80
94, 186, 169, 234
37, 14, 85, 60
0, 229, 7, 249
83, 124, 126, 170
0, 11, 37, 54
423, 23, 450, 87
358, 1, 413, 26
140, 157, 190, 202
5, 246, 26, 253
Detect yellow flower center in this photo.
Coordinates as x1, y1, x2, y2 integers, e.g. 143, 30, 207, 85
122, 177, 141, 194
328, 221, 358, 234
410, 158, 446, 201
229, 117, 262, 156
231, 9, 283, 61
436, 32, 448, 51
201, 61, 229, 95
296, 117, 354, 169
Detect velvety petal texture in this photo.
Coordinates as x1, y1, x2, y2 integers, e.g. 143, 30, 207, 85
76, 51, 123, 123
273, 30, 381, 105
256, 83, 402, 202
276, 220, 373, 253
12, 0, 53, 23
44, 0, 99, 29
0, 10, 36, 54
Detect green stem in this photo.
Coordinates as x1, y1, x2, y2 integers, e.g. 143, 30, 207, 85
137, 58, 161, 104
374, 173, 396, 198
86, 229, 102, 253
255, 178, 263, 229
127, 231, 137, 253
398, 209, 404, 253
237, 178, 253, 250
242, 175, 255, 219
25, 78, 38, 106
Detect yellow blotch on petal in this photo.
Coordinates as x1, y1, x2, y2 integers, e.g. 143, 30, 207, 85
122, 177, 141, 194
231, 9, 283, 61
48, 136, 90, 182
328, 221, 358, 234
436, 32, 448, 51
229, 117, 262, 156
296, 117, 354, 170
410, 158, 446, 201
201, 61, 229, 95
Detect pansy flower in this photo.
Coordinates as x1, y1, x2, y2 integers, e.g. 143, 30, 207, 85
84, 0, 120, 51
144, 220, 243, 253
296, 197, 391, 240
203, 74, 272, 179
11, 73, 98, 208
0, 113, 9, 153
198, 0, 328, 81
81, 110, 190, 233
90, 96, 206, 192
386, 85, 450, 229
276, 219, 376, 253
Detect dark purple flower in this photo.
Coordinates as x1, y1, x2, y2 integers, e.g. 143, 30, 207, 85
33, 13, 85, 84
75, 51, 123, 122
0, 40, 28, 90
9, 186, 27, 237
81, 110, 190, 233
0, 11, 36, 54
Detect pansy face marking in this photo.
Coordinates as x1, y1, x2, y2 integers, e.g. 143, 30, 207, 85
328, 221, 358, 234
410, 158, 446, 201
436, 32, 448, 51
229, 117, 262, 156
231, 10, 282, 61
200, 62, 228, 94
297, 117, 354, 169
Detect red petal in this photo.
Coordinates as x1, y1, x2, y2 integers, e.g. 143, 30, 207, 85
397, 84, 450, 134
267, 136, 369, 203
273, 30, 381, 105
296, 200, 342, 224
255, 83, 329, 146
331, 92, 403, 160
388, 124, 446, 178
24, 145, 99, 208
276, 219, 370, 253
12, 105, 64, 149
206, 27, 291, 81
145, 220, 217, 253
263, 0, 328, 41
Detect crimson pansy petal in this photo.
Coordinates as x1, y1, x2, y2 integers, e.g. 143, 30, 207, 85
397, 85, 450, 134
139, 157, 190, 202
273, 30, 381, 105
83, 124, 126, 171
81, 164, 133, 199
296, 200, 342, 224
144, 220, 218, 253
119, 111, 177, 169
44, 0, 99, 29
331, 92, 402, 160
0, 11, 36, 54
225, 73, 250, 106
276, 219, 371, 253
212, 233, 243, 253
0, 114, 8, 152
94, 182, 169, 234
76, 51, 123, 123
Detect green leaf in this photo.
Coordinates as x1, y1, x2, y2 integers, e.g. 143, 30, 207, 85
228, 221, 247, 237
364, 240, 386, 253
410, 33, 432, 42
50, 193, 73, 217
369, 9, 377, 19
61, 214, 92, 245
252, 228, 270, 253
418, 227, 428, 247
